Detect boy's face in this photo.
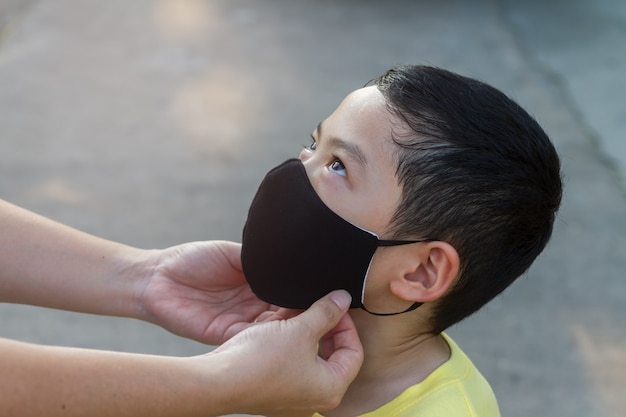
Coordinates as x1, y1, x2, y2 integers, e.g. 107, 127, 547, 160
299, 86, 402, 240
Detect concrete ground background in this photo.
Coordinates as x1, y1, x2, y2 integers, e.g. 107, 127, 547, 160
1, 1, 625, 416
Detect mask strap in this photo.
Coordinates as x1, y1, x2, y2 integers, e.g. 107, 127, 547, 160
378, 238, 435, 246
360, 301, 422, 316
363, 237, 436, 316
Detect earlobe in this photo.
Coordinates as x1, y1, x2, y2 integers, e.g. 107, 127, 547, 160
390, 242, 460, 303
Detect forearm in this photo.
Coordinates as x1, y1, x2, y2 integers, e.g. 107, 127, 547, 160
0, 290, 362, 417
0, 199, 144, 317
0, 337, 233, 417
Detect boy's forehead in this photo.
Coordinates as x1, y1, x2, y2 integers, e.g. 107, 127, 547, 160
342, 85, 386, 107
326, 86, 400, 151
329, 86, 390, 130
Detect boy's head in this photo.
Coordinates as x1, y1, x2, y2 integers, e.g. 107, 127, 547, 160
374, 65, 562, 332
242, 65, 562, 333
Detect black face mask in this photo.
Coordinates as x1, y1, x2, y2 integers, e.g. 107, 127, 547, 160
241, 158, 430, 315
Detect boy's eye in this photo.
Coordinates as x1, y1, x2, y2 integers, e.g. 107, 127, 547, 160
307, 141, 317, 152
329, 160, 347, 176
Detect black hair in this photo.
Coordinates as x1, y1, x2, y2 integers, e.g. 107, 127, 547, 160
374, 65, 562, 333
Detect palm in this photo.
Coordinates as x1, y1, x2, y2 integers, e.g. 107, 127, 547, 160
139, 241, 276, 345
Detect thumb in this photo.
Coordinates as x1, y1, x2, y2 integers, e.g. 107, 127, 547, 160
295, 290, 363, 412
296, 290, 352, 337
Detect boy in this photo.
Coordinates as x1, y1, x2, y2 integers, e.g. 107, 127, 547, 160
241, 65, 562, 416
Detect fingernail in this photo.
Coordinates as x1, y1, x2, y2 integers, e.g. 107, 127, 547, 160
330, 290, 351, 310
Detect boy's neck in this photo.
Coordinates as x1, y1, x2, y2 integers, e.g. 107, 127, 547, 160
322, 309, 451, 417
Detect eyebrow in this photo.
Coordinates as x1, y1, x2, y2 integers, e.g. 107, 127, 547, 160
315, 121, 368, 167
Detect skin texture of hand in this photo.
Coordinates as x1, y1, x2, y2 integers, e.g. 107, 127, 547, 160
205, 290, 364, 417
134, 240, 278, 345
0, 200, 365, 415
0, 199, 288, 345
0, 291, 363, 417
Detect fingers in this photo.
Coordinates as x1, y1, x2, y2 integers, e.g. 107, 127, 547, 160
294, 290, 352, 337
254, 307, 301, 323
206, 290, 363, 416
321, 313, 363, 389
296, 291, 364, 400
212, 240, 243, 271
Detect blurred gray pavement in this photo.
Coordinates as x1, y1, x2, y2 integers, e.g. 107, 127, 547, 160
1, 1, 625, 416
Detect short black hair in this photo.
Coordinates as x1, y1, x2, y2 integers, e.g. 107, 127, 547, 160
374, 65, 562, 333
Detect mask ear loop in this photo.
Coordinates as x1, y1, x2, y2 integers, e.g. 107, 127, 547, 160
360, 301, 422, 316
360, 237, 437, 316
377, 238, 437, 246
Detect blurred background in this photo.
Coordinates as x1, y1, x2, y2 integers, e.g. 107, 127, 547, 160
1, 1, 625, 416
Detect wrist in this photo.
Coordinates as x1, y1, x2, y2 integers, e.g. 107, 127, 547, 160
181, 352, 246, 417
112, 246, 159, 321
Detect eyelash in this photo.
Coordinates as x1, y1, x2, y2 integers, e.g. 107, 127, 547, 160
304, 138, 347, 176
304, 136, 317, 152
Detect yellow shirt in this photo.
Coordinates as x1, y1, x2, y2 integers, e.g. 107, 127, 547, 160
314, 333, 500, 417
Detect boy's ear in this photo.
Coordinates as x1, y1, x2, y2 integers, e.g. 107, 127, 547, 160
389, 241, 459, 304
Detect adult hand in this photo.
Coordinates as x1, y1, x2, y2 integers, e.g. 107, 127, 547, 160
0, 290, 362, 417
135, 240, 273, 345
204, 290, 364, 417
